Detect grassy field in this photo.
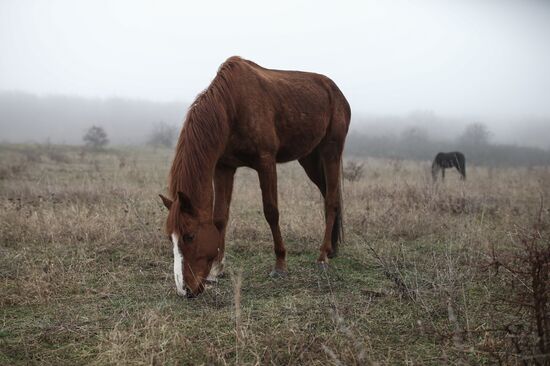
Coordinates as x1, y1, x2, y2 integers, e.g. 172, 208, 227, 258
1, 144, 549, 365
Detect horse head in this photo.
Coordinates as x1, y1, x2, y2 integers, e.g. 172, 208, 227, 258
160, 193, 221, 298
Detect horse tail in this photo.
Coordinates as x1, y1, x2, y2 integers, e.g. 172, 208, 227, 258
324, 77, 349, 258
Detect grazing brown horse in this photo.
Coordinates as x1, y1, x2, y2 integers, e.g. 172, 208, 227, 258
159, 56, 351, 297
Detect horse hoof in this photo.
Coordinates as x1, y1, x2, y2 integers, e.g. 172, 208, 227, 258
269, 269, 288, 278
317, 262, 329, 271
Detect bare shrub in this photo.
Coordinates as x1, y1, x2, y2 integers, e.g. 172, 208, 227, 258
0, 154, 31, 180
117, 154, 127, 169
0, 163, 27, 180
23, 149, 42, 163
391, 158, 402, 173
485, 200, 550, 364
147, 122, 178, 148
46, 149, 72, 164
459, 122, 491, 147
343, 160, 365, 182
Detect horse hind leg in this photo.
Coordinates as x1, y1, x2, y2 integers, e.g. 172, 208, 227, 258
317, 142, 344, 265
460, 161, 466, 180
299, 150, 326, 198
459, 171, 466, 180
300, 149, 343, 262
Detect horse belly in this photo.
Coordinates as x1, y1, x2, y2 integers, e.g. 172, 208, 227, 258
275, 118, 328, 162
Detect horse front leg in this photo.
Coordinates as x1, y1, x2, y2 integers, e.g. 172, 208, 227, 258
431, 165, 438, 182
209, 164, 236, 283
257, 157, 287, 277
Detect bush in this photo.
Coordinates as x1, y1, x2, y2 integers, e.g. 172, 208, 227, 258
147, 122, 178, 148
83, 126, 108, 150
486, 204, 550, 364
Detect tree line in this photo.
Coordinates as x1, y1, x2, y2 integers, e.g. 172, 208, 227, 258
345, 123, 550, 167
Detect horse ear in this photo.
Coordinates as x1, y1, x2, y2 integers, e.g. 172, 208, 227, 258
159, 194, 173, 210
177, 191, 196, 216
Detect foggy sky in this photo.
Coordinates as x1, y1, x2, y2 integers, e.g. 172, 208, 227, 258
1, 0, 550, 119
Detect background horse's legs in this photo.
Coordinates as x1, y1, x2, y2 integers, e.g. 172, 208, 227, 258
460, 159, 466, 180
456, 165, 464, 180
431, 163, 439, 182
452, 154, 464, 180
210, 164, 236, 281
441, 168, 445, 181
256, 156, 287, 276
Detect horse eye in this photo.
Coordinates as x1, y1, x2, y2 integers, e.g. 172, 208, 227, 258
183, 233, 195, 242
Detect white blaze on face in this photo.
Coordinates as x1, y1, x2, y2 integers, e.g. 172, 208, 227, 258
171, 233, 186, 297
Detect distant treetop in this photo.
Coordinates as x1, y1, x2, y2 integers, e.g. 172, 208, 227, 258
83, 125, 109, 150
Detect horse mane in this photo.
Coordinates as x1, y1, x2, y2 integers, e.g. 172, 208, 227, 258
168, 57, 241, 202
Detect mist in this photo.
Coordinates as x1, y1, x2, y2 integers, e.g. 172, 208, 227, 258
0, 91, 186, 145
0, 0, 549, 154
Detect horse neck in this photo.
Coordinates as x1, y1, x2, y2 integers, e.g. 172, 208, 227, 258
170, 117, 228, 221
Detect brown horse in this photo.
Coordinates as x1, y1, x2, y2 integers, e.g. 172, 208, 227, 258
159, 56, 351, 297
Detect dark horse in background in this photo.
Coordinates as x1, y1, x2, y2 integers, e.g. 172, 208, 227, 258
159, 57, 351, 297
432, 152, 466, 181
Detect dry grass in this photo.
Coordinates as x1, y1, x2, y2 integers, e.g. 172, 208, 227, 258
0, 144, 549, 365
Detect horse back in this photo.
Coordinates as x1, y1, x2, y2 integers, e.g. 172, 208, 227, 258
222, 58, 350, 164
